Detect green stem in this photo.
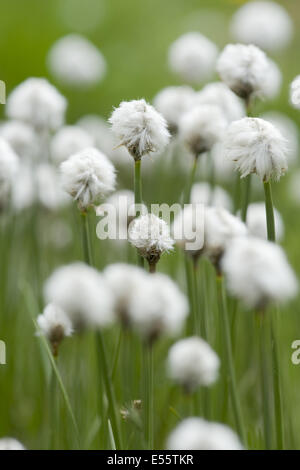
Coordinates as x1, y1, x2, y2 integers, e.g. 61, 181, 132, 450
184, 256, 196, 335
234, 174, 241, 214
144, 345, 154, 449
192, 261, 201, 336
257, 314, 272, 449
134, 159, 144, 267
263, 180, 275, 242
81, 211, 92, 265
216, 275, 246, 445
271, 314, 284, 449
241, 175, 252, 222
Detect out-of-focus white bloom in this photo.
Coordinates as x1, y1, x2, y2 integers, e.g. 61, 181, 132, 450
47, 34, 106, 88
0, 137, 20, 206
6, 78, 67, 131
60, 147, 116, 210
221, 237, 298, 309
191, 182, 232, 211
224, 117, 287, 181
11, 163, 35, 211
98, 190, 134, 242
109, 99, 170, 160
217, 44, 274, 101
167, 418, 243, 450
172, 205, 204, 257
36, 163, 70, 210
179, 105, 226, 156
211, 142, 235, 182
103, 263, 148, 324
77, 115, 131, 166
128, 272, 189, 341
44, 262, 115, 329
167, 336, 220, 392
264, 59, 282, 100
51, 125, 94, 165
0, 121, 37, 159
195, 82, 245, 123
246, 202, 284, 241
204, 207, 247, 268
290, 76, 300, 110
261, 112, 298, 165
37, 303, 73, 354
128, 213, 174, 266
0, 438, 26, 450
231, 1, 293, 52
168, 32, 218, 84
153, 86, 195, 133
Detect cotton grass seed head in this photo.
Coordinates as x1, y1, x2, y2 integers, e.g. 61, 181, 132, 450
167, 418, 243, 450
191, 182, 232, 212
36, 163, 71, 210
37, 303, 73, 356
230, 1, 293, 53
167, 336, 220, 393
179, 105, 226, 157
168, 32, 218, 84
221, 237, 298, 310
127, 272, 189, 343
290, 76, 300, 110
51, 125, 94, 165
0, 438, 26, 450
246, 202, 284, 242
153, 86, 195, 134
109, 99, 170, 160
224, 117, 288, 182
128, 213, 174, 269
0, 137, 20, 208
60, 147, 116, 211
217, 44, 274, 102
0, 120, 38, 160
44, 262, 115, 330
6, 78, 67, 131
47, 34, 106, 88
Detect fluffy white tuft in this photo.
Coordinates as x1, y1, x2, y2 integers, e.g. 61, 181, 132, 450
51, 125, 94, 165
246, 202, 284, 242
0, 121, 38, 160
37, 303, 73, 344
0, 438, 26, 450
0, 137, 20, 207
290, 76, 300, 110
153, 86, 195, 133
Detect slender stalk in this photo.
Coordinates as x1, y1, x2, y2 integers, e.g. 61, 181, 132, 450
241, 174, 252, 222
263, 180, 275, 242
257, 314, 272, 449
192, 261, 201, 336
134, 159, 144, 267
80, 211, 92, 265
184, 256, 196, 335
144, 345, 154, 449
234, 174, 241, 214
216, 275, 246, 445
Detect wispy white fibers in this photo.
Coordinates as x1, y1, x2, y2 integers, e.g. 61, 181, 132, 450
60, 147, 116, 211
109, 99, 170, 160
153, 86, 195, 134
290, 76, 300, 110
128, 213, 174, 267
179, 105, 226, 157
44, 262, 115, 329
0, 438, 26, 450
6, 78, 67, 131
103, 263, 148, 324
260, 112, 299, 166
0, 137, 20, 208
167, 336, 220, 392
127, 273, 189, 342
167, 418, 243, 450
0, 121, 38, 160
195, 82, 245, 123
37, 303, 73, 355
168, 32, 218, 84
47, 34, 106, 88
191, 182, 232, 212
224, 117, 287, 181
246, 202, 284, 241
231, 1, 293, 52
217, 44, 280, 102
221, 237, 298, 310
51, 125, 94, 165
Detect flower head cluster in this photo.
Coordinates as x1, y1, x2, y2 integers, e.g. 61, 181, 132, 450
230, 1, 293, 52
290, 76, 300, 110
37, 303, 73, 356
167, 418, 243, 450
221, 237, 298, 310
168, 32, 218, 84
153, 86, 195, 134
51, 125, 94, 165
60, 147, 116, 210
0, 121, 38, 160
109, 99, 170, 160
224, 117, 288, 181
167, 336, 220, 392
6, 78, 67, 131
47, 34, 106, 88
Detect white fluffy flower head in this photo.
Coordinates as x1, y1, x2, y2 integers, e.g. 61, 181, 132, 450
167, 418, 243, 450
221, 237, 298, 310
0, 137, 20, 207
6, 78, 67, 131
128, 213, 174, 267
290, 76, 300, 110
0, 120, 38, 160
153, 86, 195, 133
168, 32, 218, 84
0, 438, 25, 450
37, 303, 73, 355
167, 336, 220, 392
246, 202, 284, 242
179, 104, 226, 156
60, 147, 116, 210
51, 125, 94, 165
231, 1, 293, 52
109, 99, 170, 160
224, 117, 287, 181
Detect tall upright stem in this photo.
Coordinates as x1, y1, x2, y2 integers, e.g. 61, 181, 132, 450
263, 180, 275, 242
241, 174, 252, 222
144, 345, 154, 449
258, 314, 272, 449
134, 159, 144, 267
